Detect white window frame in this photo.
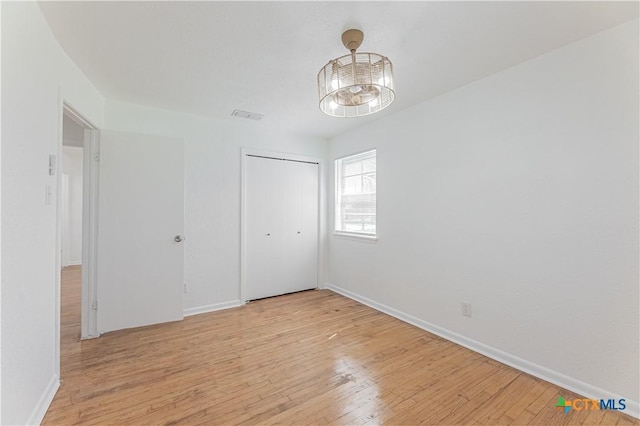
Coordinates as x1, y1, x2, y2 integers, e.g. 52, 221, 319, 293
334, 149, 377, 241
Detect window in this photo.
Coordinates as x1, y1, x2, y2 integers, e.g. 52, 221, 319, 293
335, 149, 376, 237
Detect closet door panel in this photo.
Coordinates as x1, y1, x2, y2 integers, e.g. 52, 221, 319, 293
245, 156, 286, 300
284, 161, 318, 292
245, 155, 318, 300
281, 160, 301, 292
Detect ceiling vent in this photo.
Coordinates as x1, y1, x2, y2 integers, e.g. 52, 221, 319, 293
231, 109, 264, 121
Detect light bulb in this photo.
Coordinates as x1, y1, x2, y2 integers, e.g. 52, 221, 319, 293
349, 86, 362, 94
329, 101, 338, 110
331, 79, 339, 90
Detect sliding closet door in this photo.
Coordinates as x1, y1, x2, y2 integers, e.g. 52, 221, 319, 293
245, 154, 318, 300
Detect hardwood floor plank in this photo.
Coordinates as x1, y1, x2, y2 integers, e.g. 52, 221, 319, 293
43, 267, 639, 425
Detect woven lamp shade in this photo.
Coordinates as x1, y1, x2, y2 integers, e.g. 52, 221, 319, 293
318, 52, 394, 117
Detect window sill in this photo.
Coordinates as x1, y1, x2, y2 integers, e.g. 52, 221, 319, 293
333, 232, 378, 243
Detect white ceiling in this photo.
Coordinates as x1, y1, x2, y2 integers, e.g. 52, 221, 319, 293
40, 1, 638, 139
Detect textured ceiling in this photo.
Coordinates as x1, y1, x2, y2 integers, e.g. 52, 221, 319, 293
40, 1, 638, 139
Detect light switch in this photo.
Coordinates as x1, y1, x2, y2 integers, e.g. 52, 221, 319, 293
49, 154, 56, 175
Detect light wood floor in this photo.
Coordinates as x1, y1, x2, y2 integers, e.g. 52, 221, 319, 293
44, 266, 638, 425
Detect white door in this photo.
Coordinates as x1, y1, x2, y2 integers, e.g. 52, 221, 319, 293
245, 156, 285, 300
282, 160, 318, 292
245, 155, 318, 300
97, 130, 185, 333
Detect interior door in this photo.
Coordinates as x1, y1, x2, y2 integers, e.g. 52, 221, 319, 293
97, 130, 185, 333
245, 154, 318, 300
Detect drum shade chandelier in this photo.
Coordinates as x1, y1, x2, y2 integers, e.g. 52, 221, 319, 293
318, 29, 395, 118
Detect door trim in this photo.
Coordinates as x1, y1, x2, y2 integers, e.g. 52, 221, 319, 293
240, 148, 322, 303
81, 128, 100, 339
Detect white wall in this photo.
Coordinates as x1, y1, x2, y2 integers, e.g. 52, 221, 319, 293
62, 146, 83, 266
1, 2, 105, 424
104, 101, 329, 313
328, 19, 639, 412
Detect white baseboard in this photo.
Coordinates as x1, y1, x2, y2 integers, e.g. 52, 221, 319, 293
184, 300, 243, 317
26, 374, 59, 425
68, 260, 82, 266
324, 283, 639, 419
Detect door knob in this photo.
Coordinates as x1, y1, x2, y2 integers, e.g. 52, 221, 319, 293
174, 235, 184, 242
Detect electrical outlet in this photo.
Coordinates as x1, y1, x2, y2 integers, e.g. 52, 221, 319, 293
461, 302, 472, 317
184, 282, 188, 294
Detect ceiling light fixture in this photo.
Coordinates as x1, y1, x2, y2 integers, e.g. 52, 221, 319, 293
318, 29, 395, 118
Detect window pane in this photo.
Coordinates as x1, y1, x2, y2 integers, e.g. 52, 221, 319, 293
342, 175, 362, 195
343, 161, 362, 177
335, 149, 376, 236
362, 173, 376, 193
361, 157, 376, 173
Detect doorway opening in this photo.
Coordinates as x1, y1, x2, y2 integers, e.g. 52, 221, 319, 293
57, 102, 100, 383
60, 113, 85, 350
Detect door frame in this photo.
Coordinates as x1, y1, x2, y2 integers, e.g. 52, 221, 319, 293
80, 123, 100, 339
56, 97, 100, 382
240, 148, 322, 303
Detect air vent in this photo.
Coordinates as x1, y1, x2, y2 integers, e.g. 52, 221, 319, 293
231, 109, 264, 121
